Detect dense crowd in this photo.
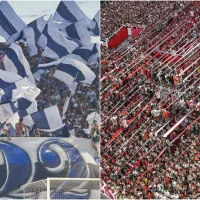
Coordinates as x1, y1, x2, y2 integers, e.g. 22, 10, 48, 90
101, 1, 200, 199
101, 1, 186, 59
0, 43, 100, 139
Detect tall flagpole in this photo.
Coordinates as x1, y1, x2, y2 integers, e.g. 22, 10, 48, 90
62, 72, 79, 118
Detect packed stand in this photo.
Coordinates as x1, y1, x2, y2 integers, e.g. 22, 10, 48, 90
0, 43, 99, 138
101, 1, 184, 60
101, 1, 200, 199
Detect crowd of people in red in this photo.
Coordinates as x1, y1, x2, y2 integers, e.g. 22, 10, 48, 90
101, 1, 200, 199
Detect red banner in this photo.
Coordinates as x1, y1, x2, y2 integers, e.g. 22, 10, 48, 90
131, 27, 143, 36
107, 26, 128, 49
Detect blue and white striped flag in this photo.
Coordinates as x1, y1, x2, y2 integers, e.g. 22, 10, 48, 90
90, 11, 100, 36
69, 43, 99, 66
33, 43, 99, 81
28, 15, 47, 43
53, 1, 95, 29
33, 57, 65, 81
53, 57, 96, 88
0, 97, 33, 123
62, 81, 78, 117
0, 1, 26, 40
3, 43, 36, 85
60, 19, 91, 46
0, 78, 40, 105
6, 16, 47, 57
37, 16, 78, 60
22, 105, 64, 132
0, 69, 22, 90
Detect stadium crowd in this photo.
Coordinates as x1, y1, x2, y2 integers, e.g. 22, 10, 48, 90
101, 1, 200, 199
0, 43, 99, 138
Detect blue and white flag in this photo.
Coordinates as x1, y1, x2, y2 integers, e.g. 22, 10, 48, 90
0, 97, 32, 123
53, 57, 96, 88
18, 27, 38, 57
0, 1, 26, 40
3, 43, 36, 85
69, 43, 99, 66
53, 1, 95, 29
60, 19, 91, 46
33, 57, 65, 81
6, 16, 47, 57
62, 90, 72, 117
37, 16, 78, 60
0, 69, 22, 90
33, 43, 99, 81
62, 81, 78, 117
90, 11, 100, 36
28, 15, 47, 43
22, 105, 64, 132
0, 78, 40, 105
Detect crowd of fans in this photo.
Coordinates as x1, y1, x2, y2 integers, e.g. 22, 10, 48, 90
101, 1, 185, 59
0, 43, 99, 139
101, 1, 200, 199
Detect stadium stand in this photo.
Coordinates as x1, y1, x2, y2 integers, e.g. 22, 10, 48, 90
101, 1, 200, 199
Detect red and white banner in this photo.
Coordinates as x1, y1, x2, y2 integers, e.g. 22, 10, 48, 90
107, 26, 128, 49
128, 27, 143, 37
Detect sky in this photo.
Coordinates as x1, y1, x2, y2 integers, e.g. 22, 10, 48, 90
0, 0, 100, 42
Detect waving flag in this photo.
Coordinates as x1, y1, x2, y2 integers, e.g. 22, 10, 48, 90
33, 58, 65, 81
6, 16, 47, 57
3, 43, 36, 85
22, 105, 64, 132
68, 43, 99, 66
0, 97, 32, 123
19, 27, 38, 56
34, 43, 99, 80
0, 1, 26, 40
28, 16, 47, 43
54, 57, 96, 88
0, 69, 22, 90
60, 19, 91, 46
53, 1, 95, 29
37, 16, 78, 60
90, 11, 100, 36
0, 79, 40, 105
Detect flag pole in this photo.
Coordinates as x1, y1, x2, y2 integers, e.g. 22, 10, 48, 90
62, 72, 79, 118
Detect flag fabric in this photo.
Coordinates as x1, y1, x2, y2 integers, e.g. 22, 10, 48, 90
90, 11, 100, 36
6, 16, 47, 56
53, 57, 96, 88
0, 121, 6, 133
20, 27, 38, 56
28, 16, 47, 43
3, 43, 36, 85
62, 90, 72, 117
0, 69, 22, 90
87, 43, 99, 66
62, 81, 78, 117
0, 77, 40, 122
0, 97, 32, 123
32, 57, 65, 81
60, 19, 91, 46
65, 43, 99, 66
86, 112, 100, 134
0, 80, 40, 105
53, 1, 95, 29
0, 1, 26, 40
37, 17, 78, 60
22, 105, 64, 132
